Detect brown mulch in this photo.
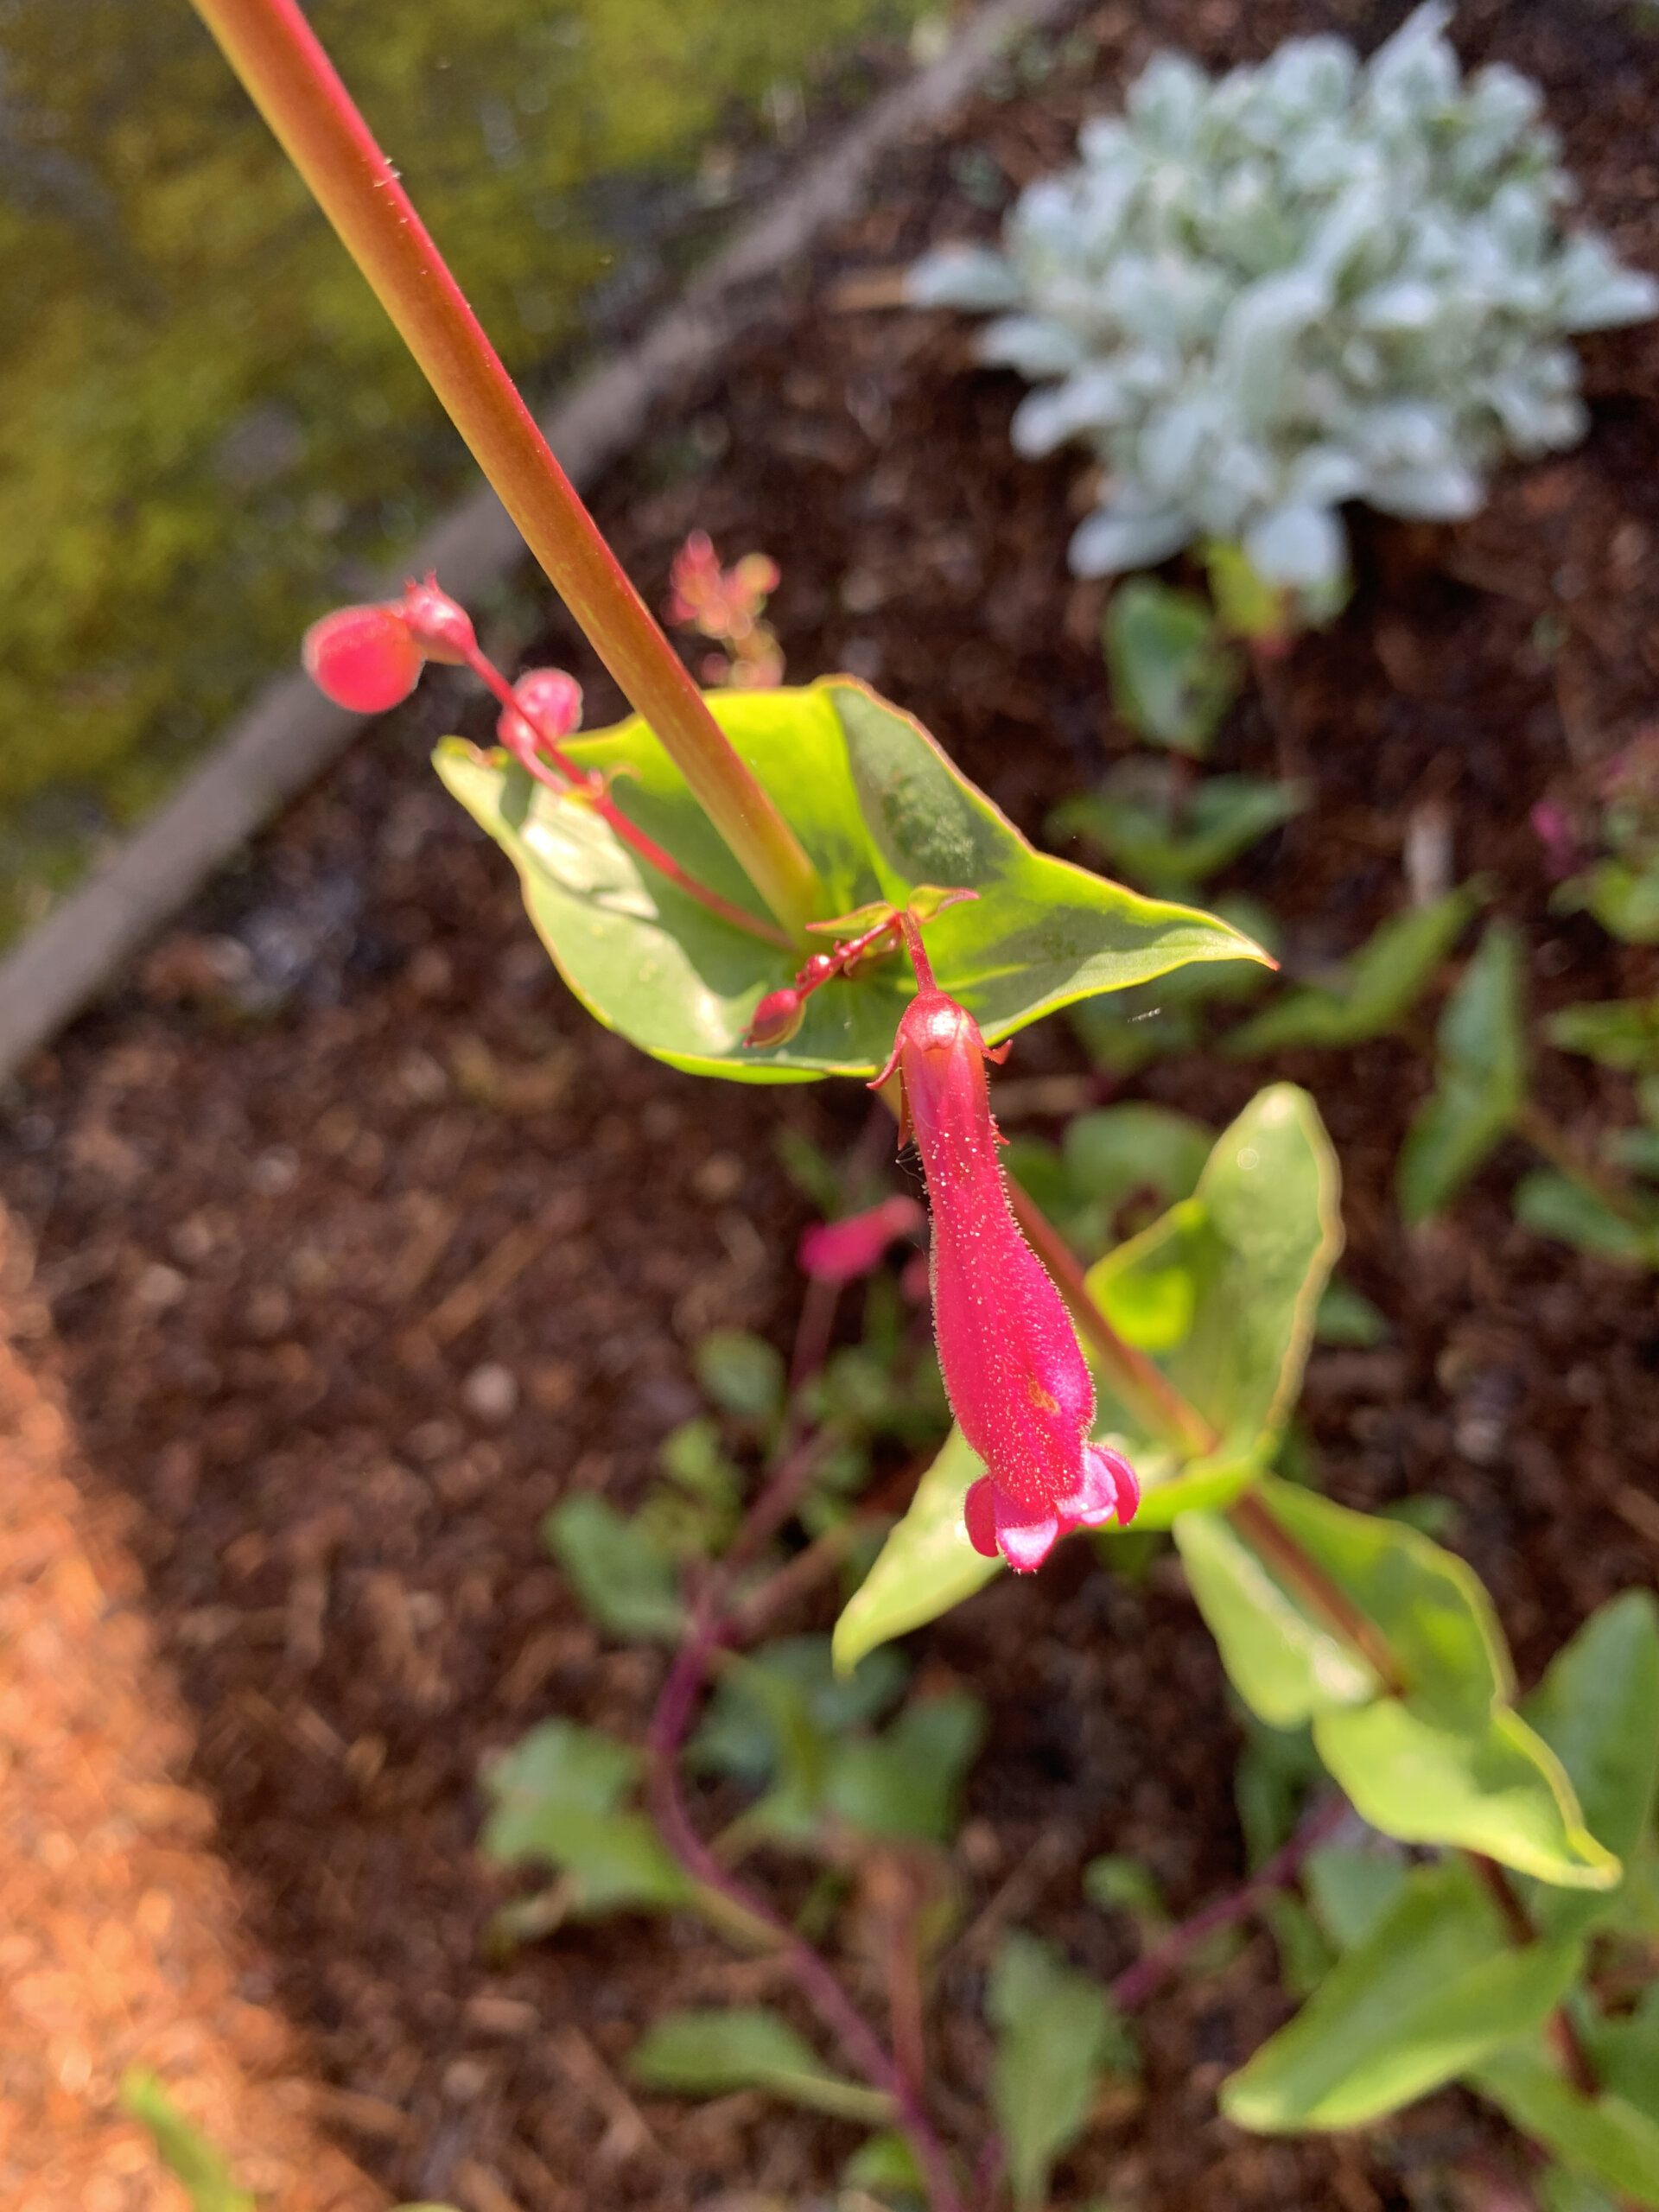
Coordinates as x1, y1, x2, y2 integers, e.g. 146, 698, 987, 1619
5, 2, 1659, 2209
0, 1218, 382, 2212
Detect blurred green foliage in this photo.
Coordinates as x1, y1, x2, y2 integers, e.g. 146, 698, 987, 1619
0, 0, 918, 937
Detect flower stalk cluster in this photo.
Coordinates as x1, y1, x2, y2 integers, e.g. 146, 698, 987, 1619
667, 530, 785, 690
304, 576, 790, 950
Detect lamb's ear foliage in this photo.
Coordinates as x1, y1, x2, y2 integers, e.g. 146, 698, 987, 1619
910, 2, 1657, 601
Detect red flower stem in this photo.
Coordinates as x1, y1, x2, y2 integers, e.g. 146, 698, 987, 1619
1111, 1792, 1348, 2011
1001, 1180, 1220, 1461
647, 1599, 964, 2212
188, 0, 822, 944
899, 911, 938, 993
461, 643, 791, 950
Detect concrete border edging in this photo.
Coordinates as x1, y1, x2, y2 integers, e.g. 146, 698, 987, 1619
0, 0, 1069, 1085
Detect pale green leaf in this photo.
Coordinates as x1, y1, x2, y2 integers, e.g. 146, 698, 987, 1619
1398, 919, 1527, 1223
1228, 885, 1482, 1056
991, 1932, 1128, 2210
435, 681, 1265, 1083
628, 2008, 893, 2124
541, 1495, 685, 1643
831, 1427, 999, 1675
1470, 2040, 1659, 2208
1223, 1862, 1582, 2132
118, 2070, 256, 2212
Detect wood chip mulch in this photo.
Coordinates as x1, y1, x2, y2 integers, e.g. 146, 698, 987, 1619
0, 1218, 383, 2212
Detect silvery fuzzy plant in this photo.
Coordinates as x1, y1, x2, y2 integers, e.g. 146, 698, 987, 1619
909, 1, 1659, 603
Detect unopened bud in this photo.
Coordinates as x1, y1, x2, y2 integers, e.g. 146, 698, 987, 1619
302, 604, 423, 713
798, 1193, 924, 1285
499, 667, 584, 755
745, 987, 805, 1047
397, 573, 475, 664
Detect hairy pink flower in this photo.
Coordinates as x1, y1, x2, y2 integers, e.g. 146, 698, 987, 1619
302, 603, 423, 712
874, 987, 1137, 1571
798, 1193, 925, 1285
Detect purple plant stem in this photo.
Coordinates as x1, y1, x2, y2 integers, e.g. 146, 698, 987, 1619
1110, 1794, 1348, 2012
645, 1611, 965, 2212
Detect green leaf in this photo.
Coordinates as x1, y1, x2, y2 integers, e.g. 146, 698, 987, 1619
710, 1652, 834, 1840
477, 1720, 691, 1913
1069, 893, 1280, 1073
1301, 1842, 1408, 1951
1102, 579, 1242, 754
1235, 1715, 1325, 1868
1517, 1591, 1659, 1939
990, 1931, 1128, 2211
627, 2007, 893, 2124
435, 681, 1265, 1082
1065, 1103, 1213, 1228
831, 1427, 1000, 1675
1469, 2040, 1659, 2208
118, 2069, 256, 2212
695, 1329, 785, 1421
1227, 885, 1483, 1056
1560, 857, 1659, 946
1213, 1481, 1618, 1886
692, 1636, 908, 1783
1546, 998, 1659, 1073
1223, 1861, 1583, 2132
1313, 1279, 1389, 1346
1585, 2014, 1659, 2128
541, 1495, 685, 1643
826, 1689, 986, 1842
1318, 1701, 1620, 1888
1174, 1510, 1381, 1726
1051, 761, 1306, 896
842, 2130, 926, 2203
1083, 1854, 1169, 1929
1513, 1173, 1659, 1265
1539, 2168, 1624, 2212
1085, 1084, 1343, 1473
1398, 919, 1527, 1223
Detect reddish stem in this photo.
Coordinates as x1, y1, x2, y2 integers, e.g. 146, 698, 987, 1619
1470, 1857, 1599, 2099
1111, 1793, 1347, 2011
463, 643, 791, 950
1226, 1490, 1405, 1697
647, 1611, 964, 2212
189, 0, 822, 941
899, 910, 938, 994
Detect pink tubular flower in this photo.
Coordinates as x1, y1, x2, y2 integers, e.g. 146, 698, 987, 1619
798, 1193, 925, 1285
874, 986, 1138, 1572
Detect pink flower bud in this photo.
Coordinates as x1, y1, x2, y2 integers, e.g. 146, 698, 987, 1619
875, 989, 1138, 1571
745, 987, 805, 1047
302, 603, 424, 713
1529, 800, 1580, 881
798, 1193, 925, 1285
397, 573, 475, 664
498, 668, 585, 755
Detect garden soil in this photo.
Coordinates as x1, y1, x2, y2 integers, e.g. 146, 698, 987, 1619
6, 2, 1659, 2208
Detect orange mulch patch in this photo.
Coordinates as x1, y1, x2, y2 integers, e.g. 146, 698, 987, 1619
0, 1211, 384, 2212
